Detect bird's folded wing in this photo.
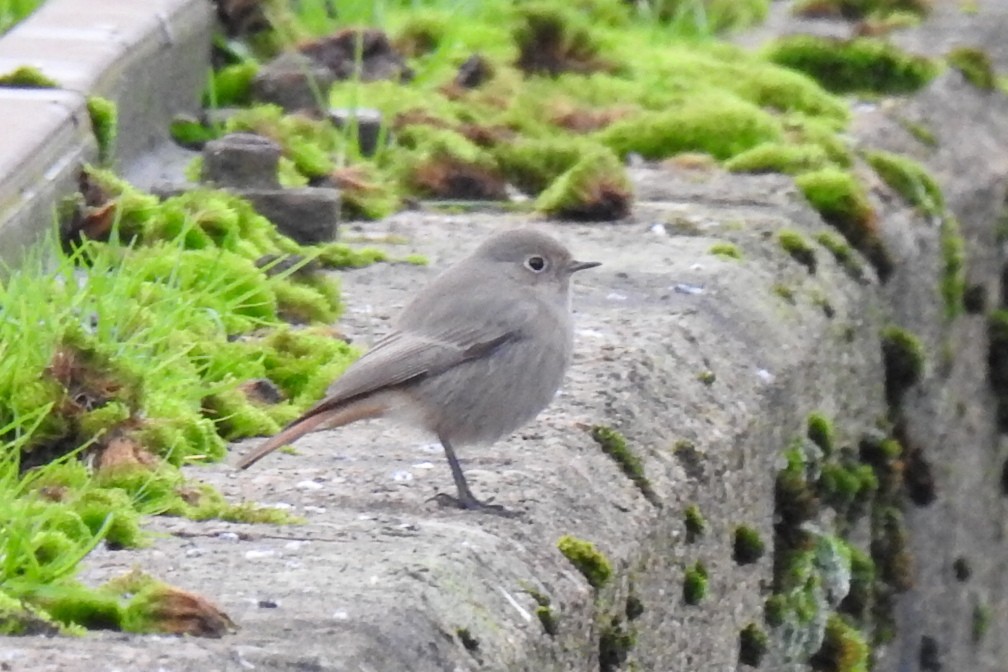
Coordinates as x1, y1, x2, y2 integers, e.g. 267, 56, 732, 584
307, 328, 518, 415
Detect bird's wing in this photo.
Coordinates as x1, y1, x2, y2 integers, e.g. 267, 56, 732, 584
308, 328, 520, 414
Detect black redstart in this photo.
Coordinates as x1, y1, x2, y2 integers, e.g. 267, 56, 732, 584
236, 228, 599, 515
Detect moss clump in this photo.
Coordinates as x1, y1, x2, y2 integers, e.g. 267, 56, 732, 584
709, 242, 742, 259
865, 151, 943, 216
512, 3, 610, 76
793, 0, 931, 20
765, 36, 939, 94
86, 97, 117, 165
778, 229, 817, 274
206, 61, 258, 107
598, 616, 635, 672
644, 0, 770, 33
738, 622, 769, 667
557, 535, 612, 589
598, 93, 781, 161
733, 526, 766, 565
535, 149, 632, 221
972, 603, 991, 643
773, 283, 796, 303
947, 47, 996, 90
939, 217, 966, 320
494, 137, 593, 196
810, 615, 869, 672
726, 142, 831, 175
818, 461, 878, 515
840, 546, 875, 620
896, 117, 938, 147
683, 561, 708, 605
815, 231, 864, 280
684, 504, 706, 543
881, 326, 924, 406
526, 591, 558, 636
0, 65, 59, 88
590, 426, 660, 506
796, 169, 891, 279
807, 412, 835, 456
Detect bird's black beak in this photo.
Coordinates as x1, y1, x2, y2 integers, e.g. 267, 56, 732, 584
567, 260, 601, 273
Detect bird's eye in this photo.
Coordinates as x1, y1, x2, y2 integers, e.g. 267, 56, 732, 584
524, 255, 547, 272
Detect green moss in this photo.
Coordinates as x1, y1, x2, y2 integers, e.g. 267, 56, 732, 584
644, 0, 770, 33
939, 216, 966, 321
773, 283, 796, 303
684, 504, 706, 543
806, 412, 835, 455
512, 3, 608, 76
896, 117, 938, 147
590, 426, 660, 506
598, 93, 781, 160
535, 149, 632, 221
206, 61, 258, 107
765, 36, 939, 94
738, 622, 769, 667
683, 561, 708, 605
881, 326, 924, 406
525, 590, 559, 636
793, 0, 931, 19
840, 546, 875, 620
871, 506, 913, 592
0, 591, 61, 635
733, 526, 766, 565
726, 142, 831, 175
697, 369, 716, 385
557, 535, 612, 589
778, 229, 817, 274
972, 602, 991, 643
494, 137, 595, 196
0, 65, 59, 88
947, 47, 996, 90
865, 151, 943, 216
86, 97, 118, 165
810, 615, 869, 672
796, 168, 890, 279
709, 242, 742, 259
819, 461, 878, 513
814, 231, 864, 280
598, 616, 635, 671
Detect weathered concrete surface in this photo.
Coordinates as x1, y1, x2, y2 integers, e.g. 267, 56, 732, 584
2, 2, 1008, 672
0, 0, 212, 265
1, 172, 888, 670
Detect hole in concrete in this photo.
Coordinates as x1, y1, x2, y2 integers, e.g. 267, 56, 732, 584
895, 425, 936, 506
963, 283, 986, 314
953, 557, 972, 582
919, 635, 942, 672
455, 628, 479, 652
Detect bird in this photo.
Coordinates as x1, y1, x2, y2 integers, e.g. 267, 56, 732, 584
235, 228, 600, 515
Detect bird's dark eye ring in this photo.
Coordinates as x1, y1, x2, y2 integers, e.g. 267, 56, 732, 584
525, 255, 547, 272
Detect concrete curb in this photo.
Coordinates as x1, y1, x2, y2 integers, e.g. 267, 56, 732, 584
0, 0, 212, 265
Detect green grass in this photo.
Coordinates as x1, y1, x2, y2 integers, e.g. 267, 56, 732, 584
0, 0, 43, 35
197, 0, 859, 221
0, 170, 396, 630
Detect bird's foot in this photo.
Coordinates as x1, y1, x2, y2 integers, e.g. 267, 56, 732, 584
430, 492, 520, 518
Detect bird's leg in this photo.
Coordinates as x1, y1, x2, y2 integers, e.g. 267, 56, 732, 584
432, 434, 518, 518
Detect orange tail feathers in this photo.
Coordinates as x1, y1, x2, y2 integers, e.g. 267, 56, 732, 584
235, 399, 388, 470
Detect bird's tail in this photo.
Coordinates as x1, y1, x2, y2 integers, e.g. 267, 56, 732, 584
235, 398, 387, 470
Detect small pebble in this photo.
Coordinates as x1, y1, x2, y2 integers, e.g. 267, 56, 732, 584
245, 549, 277, 560
258, 599, 278, 609
296, 480, 324, 491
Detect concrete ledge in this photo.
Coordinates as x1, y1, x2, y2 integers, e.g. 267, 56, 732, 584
0, 0, 212, 264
